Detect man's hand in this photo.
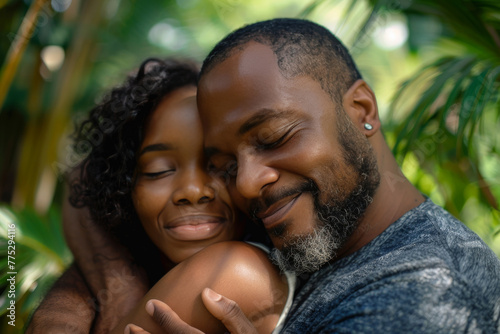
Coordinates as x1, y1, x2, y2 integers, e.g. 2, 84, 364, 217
125, 288, 258, 334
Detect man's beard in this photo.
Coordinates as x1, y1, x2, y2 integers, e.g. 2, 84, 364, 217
269, 111, 380, 275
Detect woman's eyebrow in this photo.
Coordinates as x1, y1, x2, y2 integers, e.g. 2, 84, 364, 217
139, 143, 175, 156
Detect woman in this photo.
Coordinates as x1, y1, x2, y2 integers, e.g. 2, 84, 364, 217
69, 58, 293, 333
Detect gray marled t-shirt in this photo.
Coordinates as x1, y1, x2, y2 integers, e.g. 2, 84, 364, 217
281, 199, 500, 333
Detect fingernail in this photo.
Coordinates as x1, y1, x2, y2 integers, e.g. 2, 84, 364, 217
205, 288, 222, 301
124, 324, 131, 334
146, 300, 154, 316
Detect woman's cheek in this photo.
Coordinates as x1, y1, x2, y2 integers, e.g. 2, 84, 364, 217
132, 185, 156, 223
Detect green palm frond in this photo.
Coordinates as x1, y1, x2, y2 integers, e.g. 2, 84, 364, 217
342, 0, 500, 163
391, 56, 500, 158
298, 0, 330, 18
0, 205, 71, 331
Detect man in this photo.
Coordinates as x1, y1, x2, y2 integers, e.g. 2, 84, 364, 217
29, 18, 500, 333
129, 18, 500, 333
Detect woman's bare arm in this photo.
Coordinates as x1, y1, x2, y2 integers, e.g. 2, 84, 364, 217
25, 264, 95, 334
111, 241, 288, 334
62, 176, 149, 333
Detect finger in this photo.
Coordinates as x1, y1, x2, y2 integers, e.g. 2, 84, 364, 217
201, 288, 258, 334
146, 299, 204, 334
125, 323, 150, 334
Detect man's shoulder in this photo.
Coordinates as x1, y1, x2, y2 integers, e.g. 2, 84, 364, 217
362, 199, 499, 276
395, 200, 500, 286
282, 200, 500, 333
315, 199, 500, 305
286, 263, 500, 333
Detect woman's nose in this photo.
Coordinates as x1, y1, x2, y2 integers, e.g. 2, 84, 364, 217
172, 169, 215, 205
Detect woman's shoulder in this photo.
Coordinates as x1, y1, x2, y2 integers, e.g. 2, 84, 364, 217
167, 241, 289, 333
175, 241, 287, 302
180, 241, 274, 272
111, 241, 289, 334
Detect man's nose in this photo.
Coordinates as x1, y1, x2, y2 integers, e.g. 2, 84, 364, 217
235, 155, 279, 199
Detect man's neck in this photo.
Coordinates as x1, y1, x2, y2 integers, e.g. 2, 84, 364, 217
336, 137, 425, 260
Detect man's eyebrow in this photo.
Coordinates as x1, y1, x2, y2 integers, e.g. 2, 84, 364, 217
238, 109, 291, 136
139, 143, 174, 157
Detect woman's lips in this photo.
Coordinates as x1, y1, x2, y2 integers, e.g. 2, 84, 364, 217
165, 215, 226, 241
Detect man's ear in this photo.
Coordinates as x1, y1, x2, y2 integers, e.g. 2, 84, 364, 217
342, 79, 380, 137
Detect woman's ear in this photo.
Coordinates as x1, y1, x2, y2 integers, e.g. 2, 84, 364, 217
342, 79, 380, 137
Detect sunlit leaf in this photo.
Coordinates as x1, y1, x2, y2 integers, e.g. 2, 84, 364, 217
0, 206, 70, 320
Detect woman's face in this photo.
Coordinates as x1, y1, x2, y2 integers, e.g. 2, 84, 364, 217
132, 86, 242, 264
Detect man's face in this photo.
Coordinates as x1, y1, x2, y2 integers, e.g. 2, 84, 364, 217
198, 42, 379, 274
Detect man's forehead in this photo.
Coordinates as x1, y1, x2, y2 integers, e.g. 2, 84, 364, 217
199, 42, 280, 88
197, 41, 335, 148
197, 43, 286, 130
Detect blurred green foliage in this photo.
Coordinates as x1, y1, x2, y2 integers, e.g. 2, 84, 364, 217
0, 0, 499, 331
0, 205, 71, 332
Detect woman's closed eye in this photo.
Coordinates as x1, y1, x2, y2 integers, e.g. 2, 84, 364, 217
142, 169, 175, 179
137, 155, 176, 180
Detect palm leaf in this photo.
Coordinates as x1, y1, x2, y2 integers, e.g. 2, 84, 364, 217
298, 0, 330, 18
0, 205, 71, 325
392, 56, 478, 156
439, 61, 478, 129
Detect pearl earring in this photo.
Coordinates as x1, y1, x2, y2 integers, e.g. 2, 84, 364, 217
364, 123, 373, 130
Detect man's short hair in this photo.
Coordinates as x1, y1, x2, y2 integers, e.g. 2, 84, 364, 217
200, 18, 362, 103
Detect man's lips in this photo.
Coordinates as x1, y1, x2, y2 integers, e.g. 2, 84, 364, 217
165, 215, 227, 241
257, 194, 301, 228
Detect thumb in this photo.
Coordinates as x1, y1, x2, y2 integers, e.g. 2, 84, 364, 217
201, 288, 258, 334
145, 299, 203, 333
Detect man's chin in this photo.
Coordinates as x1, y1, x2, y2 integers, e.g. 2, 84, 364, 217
269, 224, 339, 275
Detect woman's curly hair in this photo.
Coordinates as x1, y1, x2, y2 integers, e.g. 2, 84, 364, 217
69, 58, 198, 235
